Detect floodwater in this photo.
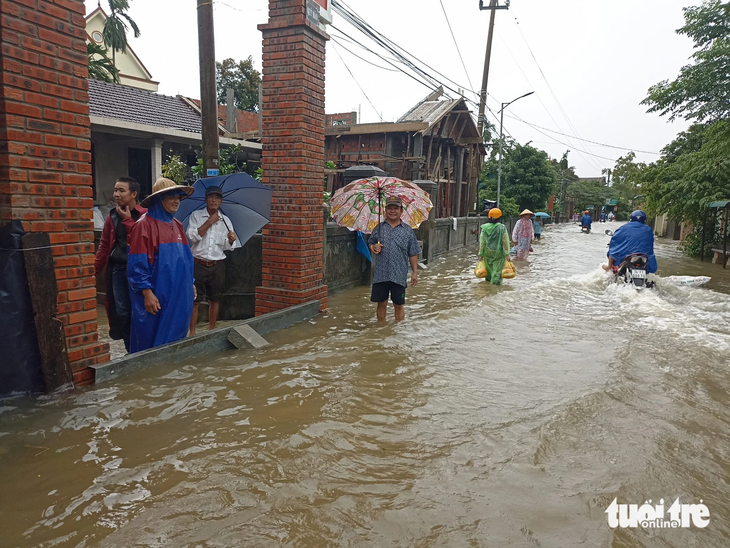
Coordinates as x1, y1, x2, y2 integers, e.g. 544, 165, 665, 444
2, 223, 730, 547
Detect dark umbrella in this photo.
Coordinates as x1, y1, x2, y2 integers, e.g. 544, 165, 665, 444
174, 172, 272, 247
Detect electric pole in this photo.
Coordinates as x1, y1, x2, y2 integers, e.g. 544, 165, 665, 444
476, 0, 509, 138
197, 0, 219, 178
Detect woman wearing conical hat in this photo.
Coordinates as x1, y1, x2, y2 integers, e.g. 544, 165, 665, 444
512, 209, 535, 261
127, 178, 196, 352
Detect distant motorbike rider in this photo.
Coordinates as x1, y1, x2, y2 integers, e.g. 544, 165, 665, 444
602, 210, 657, 273
580, 210, 592, 230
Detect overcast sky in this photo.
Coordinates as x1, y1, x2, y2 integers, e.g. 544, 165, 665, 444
84, 0, 696, 177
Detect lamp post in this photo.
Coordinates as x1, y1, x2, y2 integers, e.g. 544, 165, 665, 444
496, 91, 534, 207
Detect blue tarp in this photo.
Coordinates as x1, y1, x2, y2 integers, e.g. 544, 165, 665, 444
356, 231, 372, 262
607, 221, 658, 273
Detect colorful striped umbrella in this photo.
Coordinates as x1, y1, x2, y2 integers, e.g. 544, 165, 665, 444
330, 177, 432, 234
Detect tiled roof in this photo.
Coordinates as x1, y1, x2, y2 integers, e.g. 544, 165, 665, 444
88, 79, 202, 133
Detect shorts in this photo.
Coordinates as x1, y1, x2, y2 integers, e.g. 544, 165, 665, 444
534, 233, 541, 240
194, 260, 225, 302
371, 281, 406, 305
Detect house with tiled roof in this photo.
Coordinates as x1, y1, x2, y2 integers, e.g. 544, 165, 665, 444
85, 5, 158, 92
85, 9, 261, 208
89, 80, 261, 206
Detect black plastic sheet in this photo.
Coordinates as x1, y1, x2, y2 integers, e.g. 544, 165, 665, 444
0, 220, 43, 395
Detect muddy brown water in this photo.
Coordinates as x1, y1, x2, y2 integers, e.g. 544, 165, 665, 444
1, 223, 730, 547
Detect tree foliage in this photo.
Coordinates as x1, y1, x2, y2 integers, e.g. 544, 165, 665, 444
549, 151, 578, 213
565, 178, 608, 213
642, 0, 730, 122
479, 140, 556, 213
216, 57, 262, 113
606, 152, 649, 220
87, 42, 119, 83
497, 143, 556, 212
191, 144, 250, 178
161, 155, 193, 184
644, 119, 730, 224
102, 0, 140, 64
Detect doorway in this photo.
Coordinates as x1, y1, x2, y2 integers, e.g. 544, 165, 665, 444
128, 148, 152, 198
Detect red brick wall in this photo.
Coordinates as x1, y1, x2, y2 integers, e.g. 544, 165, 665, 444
325, 111, 356, 127
0, 0, 109, 385
255, 0, 329, 315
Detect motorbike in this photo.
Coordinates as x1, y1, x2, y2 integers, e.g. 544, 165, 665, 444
581, 225, 591, 234
605, 230, 654, 289
614, 253, 655, 289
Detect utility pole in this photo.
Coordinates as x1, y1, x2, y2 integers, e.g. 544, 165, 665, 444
476, 0, 509, 138
497, 91, 533, 207
197, 0, 219, 178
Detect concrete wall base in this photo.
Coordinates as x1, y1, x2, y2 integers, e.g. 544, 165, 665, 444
91, 301, 320, 383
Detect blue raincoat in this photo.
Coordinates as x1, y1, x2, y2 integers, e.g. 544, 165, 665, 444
581, 214, 592, 228
127, 198, 195, 352
607, 221, 657, 273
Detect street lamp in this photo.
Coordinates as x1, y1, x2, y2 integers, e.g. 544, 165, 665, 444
496, 91, 534, 207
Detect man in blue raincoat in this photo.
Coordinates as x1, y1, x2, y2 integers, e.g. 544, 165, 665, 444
602, 210, 657, 273
580, 210, 592, 229
128, 178, 196, 352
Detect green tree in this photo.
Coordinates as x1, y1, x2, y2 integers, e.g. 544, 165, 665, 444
644, 119, 730, 224
192, 144, 249, 178
87, 42, 119, 83
216, 57, 262, 113
549, 150, 578, 214
161, 155, 193, 184
497, 143, 557, 212
102, 0, 141, 68
479, 140, 556, 212
607, 152, 649, 219
642, 0, 730, 122
565, 178, 608, 213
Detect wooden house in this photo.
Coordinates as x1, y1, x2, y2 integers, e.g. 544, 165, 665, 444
325, 89, 486, 218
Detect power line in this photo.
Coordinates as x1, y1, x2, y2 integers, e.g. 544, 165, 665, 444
438, 0, 475, 95
329, 29, 402, 66
333, 1, 479, 102
331, 1, 626, 167
504, 113, 660, 154
331, 37, 400, 72
510, 14, 605, 171
496, 34, 575, 151
331, 43, 383, 122
520, 123, 619, 163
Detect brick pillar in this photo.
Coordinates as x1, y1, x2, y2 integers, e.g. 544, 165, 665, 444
0, 0, 110, 384
255, 0, 329, 315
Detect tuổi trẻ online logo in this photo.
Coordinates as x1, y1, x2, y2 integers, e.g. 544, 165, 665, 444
606, 498, 710, 529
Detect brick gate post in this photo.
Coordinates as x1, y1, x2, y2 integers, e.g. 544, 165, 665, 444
255, 0, 329, 315
0, 0, 109, 384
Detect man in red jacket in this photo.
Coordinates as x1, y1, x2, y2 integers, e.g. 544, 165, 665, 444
94, 177, 147, 352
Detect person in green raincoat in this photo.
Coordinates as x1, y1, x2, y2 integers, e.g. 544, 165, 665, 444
478, 207, 512, 285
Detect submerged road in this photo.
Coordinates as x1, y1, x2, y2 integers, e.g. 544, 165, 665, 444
1, 222, 729, 547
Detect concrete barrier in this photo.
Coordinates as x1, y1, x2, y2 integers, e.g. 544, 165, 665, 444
91, 301, 320, 383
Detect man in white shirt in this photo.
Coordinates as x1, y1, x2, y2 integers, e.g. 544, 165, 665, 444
186, 186, 239, 335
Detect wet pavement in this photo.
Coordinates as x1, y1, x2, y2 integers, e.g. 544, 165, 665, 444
1, 222, 729, 547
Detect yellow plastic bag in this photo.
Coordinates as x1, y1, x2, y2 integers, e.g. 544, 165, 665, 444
502, 261, 517, 279
474, 260, 487, 279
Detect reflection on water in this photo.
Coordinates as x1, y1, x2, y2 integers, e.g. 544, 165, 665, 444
1, 223, 730, 547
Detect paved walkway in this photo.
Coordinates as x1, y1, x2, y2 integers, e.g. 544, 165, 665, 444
96, 306, 238, 360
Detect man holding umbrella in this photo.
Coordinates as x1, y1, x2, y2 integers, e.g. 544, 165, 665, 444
368, 196, 422, 322
186, 186, 239, 334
